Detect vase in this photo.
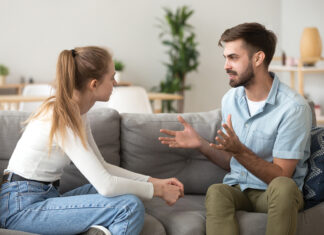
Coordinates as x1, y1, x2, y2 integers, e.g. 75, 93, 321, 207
0, 75, 6, 85
300, 27, 322, 66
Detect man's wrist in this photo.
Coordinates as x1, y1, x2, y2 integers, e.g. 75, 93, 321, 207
197, 136, 207, 151
232, 143, 247, 157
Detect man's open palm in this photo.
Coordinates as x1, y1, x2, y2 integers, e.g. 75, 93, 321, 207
159, 116, 202, 149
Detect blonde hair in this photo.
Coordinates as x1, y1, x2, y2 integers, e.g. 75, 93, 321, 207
29, 46, 112, 151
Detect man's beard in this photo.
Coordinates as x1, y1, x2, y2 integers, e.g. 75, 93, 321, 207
227, 62, 254, 88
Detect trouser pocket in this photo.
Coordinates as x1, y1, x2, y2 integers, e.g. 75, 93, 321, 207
18, 182, 57, 211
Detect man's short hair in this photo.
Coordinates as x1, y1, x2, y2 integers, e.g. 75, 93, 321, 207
218, 22, 277, 67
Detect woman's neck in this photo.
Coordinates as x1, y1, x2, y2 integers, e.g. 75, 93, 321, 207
73, 89, 96, 114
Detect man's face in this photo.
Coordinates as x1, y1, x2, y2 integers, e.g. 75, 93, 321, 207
223, 39, 255, 88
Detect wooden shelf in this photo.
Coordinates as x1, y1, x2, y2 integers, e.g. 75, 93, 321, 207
269, 64, 324, 96
317, 116, 324, 126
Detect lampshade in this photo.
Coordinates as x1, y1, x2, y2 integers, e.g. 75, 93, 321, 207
300, 27, 322, 65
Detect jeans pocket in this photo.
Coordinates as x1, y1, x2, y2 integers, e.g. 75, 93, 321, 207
18, 182, 55, 211
0, 192, 10, 228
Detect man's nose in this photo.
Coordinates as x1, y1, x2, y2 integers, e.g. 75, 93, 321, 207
224, 59, 231, 70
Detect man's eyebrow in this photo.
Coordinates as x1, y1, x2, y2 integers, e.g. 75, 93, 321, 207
223, 53, 238, 58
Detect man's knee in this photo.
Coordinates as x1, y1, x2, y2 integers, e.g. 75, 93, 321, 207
268, 176, 300, 202
205, 184, 235, 206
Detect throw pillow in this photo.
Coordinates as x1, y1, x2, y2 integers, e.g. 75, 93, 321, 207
303, 127, 324, 209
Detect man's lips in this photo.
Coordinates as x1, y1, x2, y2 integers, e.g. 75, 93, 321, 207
227, 73, 237, 79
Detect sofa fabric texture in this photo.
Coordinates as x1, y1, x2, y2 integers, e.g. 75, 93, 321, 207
0, 108, 323, 235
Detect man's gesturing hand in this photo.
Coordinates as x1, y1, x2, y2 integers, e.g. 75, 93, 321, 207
159, 115, 202, 149
210, 114, 244, 154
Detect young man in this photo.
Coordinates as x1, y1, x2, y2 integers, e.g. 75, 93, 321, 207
159, 22, 312, 235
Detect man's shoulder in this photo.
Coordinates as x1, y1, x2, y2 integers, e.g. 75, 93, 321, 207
277, 81, 310, 110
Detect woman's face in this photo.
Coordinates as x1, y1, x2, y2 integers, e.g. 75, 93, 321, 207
94, 60, 117, 101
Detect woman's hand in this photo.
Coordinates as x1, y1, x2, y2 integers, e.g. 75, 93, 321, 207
148, 177, 184, 206
159, 116, 202, 149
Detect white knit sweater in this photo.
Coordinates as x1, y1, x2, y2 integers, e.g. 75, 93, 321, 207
6, 112, 154, 200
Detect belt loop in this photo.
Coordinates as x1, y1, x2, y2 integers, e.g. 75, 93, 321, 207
7, 172, 14, 182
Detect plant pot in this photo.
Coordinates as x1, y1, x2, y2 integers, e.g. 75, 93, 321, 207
0, 75, 6, 85
115, 71, 122, 83
300, 27, 322, 66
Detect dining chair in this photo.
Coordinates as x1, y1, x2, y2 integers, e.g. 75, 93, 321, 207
19, 84, 55, 112
92, 86, 153, 113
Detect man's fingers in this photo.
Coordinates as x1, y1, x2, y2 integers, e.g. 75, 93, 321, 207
159, 137, 175, 141
217, 129, 228, 140
222, 124, 234, 137
227, 114, 233, 130
160, 129, 176, 136
210, 143, 224, 150
178, 115, 190, 128
215, 136, 226, 145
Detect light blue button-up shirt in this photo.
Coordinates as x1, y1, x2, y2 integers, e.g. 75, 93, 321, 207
222, 73, 312, 191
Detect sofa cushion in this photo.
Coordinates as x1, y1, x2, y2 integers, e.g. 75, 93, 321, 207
60, 108, 121, 193
144, 195, 206, 235
0, 111, 30, 175
303, 126, 324, 209
141, 213, 166, 235
120, 109, 228, 194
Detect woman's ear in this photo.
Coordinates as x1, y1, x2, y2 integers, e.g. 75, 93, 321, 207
89, 79, 98, 90
254, 51, 265, 67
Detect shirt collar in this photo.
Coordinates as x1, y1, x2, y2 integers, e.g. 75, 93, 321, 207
237, 72, 279, 106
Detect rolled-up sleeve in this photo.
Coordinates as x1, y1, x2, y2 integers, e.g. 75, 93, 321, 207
273, 104, 312, 159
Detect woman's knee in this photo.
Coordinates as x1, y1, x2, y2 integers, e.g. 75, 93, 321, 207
125, 195, 145, 214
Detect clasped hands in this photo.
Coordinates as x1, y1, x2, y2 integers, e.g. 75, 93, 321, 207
148, 177, 184, 206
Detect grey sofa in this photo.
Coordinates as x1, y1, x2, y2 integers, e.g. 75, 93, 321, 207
0, 108, 323, 235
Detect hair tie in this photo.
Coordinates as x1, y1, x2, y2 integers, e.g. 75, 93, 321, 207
71, 49, 76, 57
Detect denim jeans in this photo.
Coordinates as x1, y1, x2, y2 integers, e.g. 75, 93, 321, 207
0, 181, 145, 235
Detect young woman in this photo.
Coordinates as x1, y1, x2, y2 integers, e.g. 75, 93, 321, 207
0, 46, 184, 235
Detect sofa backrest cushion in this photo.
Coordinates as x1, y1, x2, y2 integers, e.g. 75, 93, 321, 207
303, 126, 324, 209
120, 109, 228, 195
0, 109, 121, 193
0, 111, 30, 176
60, 108, 121, 193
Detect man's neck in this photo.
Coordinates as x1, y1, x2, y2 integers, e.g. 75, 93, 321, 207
245, 71, 273, 101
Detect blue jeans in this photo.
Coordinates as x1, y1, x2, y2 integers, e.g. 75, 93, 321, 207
0, 181, 145, 235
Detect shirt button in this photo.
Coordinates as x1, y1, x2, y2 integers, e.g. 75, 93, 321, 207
241, 172, 245, 176
245, 124, 248, 127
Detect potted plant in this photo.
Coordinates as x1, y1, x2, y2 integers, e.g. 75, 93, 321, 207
155, 5, 199, 112
114, 59, 125, 83
0, 64, 9, 85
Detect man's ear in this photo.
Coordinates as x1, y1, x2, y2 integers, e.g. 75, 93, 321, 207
255, 51, 265, 67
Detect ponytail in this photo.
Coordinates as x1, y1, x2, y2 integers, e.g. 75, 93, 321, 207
49, 50, 87, 150
28, 46, 112, 153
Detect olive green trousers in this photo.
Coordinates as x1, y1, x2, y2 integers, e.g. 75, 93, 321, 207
205, 177, 304, 235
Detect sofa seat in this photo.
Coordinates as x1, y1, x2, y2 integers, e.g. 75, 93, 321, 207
144, 194, 324, 235
144, 195, 206, 235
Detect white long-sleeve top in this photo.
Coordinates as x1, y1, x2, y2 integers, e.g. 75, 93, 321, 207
6, 112, 154, 200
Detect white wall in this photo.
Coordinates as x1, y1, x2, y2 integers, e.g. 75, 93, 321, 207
0, 0, 281, 112
281, 0, 324, 112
